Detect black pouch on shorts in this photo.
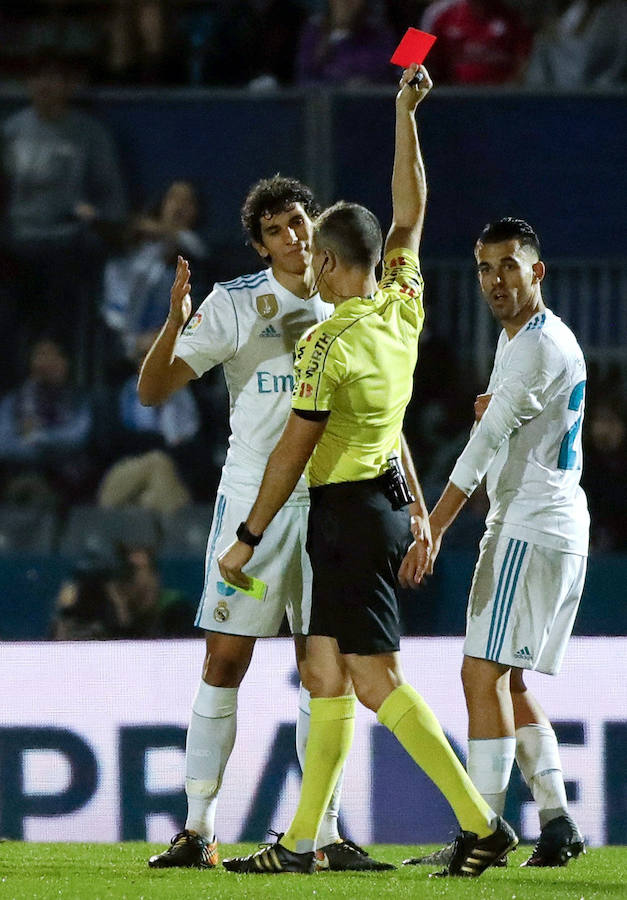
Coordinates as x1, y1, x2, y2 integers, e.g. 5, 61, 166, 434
381, 457, 414, 510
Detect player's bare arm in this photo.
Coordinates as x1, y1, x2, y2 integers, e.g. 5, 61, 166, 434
400, 433, 431, 545
397, 433, 432, 589
384, 63, 432, 258
427, 481, 469, 574
137, 255, 196, 406
217, 412, 328, 587
400, 391, 491, 586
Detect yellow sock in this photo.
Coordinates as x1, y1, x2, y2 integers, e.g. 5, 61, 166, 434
377, 683, 493, 837
282, 695, 355, 853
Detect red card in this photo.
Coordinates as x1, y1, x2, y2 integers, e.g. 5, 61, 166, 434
390, 28, 437, 68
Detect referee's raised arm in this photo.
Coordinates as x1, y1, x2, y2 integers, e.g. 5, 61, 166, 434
385, 63, 433, 258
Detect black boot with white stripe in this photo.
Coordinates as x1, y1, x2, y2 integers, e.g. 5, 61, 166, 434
223, 833, 315, 874
403, 839, 508, 868
431, 817, 518, 878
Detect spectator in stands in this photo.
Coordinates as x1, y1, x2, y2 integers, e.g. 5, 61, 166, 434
0, 1, 101, 85
421, 0, 533, 84
181, 0, 262, 86
582, 395, 627, 551
248, 1, 308, 90
403, 330, 482, 482
51, 544, 194, 639
386, 2, 434, 40
295, 0, 397, 85
0, 48, 127, 375
0, 337, 93, 507
113, 545, 195, 637
97, 448, 192, 514
51, 546, 122, 640
115, 333, 201, 451
102, 179, 208, 367
94, 332, 204, 513
524, 0, 627, 87
99, 0, 187, 86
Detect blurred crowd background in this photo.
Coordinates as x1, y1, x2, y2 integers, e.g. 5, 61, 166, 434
0, 1, 625, 640
2, 1, 626, 90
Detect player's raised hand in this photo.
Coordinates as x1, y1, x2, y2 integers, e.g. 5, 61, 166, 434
398, 538, 431, 589
168, 255, 192, 329
397, 64, 432, 110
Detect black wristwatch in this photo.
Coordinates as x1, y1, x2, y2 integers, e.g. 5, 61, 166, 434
236, 521, 263, 546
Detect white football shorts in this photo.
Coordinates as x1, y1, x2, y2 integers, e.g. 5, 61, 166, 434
464, 528, 587, 675
195, 493, 312, 637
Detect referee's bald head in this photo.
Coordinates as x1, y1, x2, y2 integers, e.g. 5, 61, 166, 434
314, 202, 382, 269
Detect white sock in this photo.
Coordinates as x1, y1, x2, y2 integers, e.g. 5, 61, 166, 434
184, 682, 238, 840
296, 684, 344, 847
516, 724, 568, 827
467, 737, 516, 817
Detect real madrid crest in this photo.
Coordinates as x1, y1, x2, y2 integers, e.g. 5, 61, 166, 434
213, 601, 230, 623
256, 294, 278, 319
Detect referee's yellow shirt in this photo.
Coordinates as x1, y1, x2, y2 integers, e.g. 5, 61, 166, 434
292, 247, 424, 486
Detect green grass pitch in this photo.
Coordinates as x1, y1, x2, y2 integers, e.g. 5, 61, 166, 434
1, 842, 625, 899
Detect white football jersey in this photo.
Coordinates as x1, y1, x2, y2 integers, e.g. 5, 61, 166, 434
449, 309, 589, 555
175, 267, 333, 504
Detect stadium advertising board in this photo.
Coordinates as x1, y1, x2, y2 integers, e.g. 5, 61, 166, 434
1, 638, 625, 845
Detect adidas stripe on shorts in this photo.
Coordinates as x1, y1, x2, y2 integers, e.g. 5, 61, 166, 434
195, 493, 312, 637
463, 527, 587, 675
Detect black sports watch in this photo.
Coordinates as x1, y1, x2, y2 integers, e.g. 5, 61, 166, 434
236, 521, 263, 546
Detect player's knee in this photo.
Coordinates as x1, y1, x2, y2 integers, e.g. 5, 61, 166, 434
460, 656, 476, 693
352, 680, 378, 711
304, 664, 329, 696
305, 661, 347, 698
462, 656, 492, 697
352, 672, 400, 712
297, 659, 311, 692
510, 668, 527, 694
202, 653, 249, 687
462, 656, 511, 702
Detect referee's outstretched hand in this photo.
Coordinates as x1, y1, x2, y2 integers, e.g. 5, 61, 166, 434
218, 540, 254, 591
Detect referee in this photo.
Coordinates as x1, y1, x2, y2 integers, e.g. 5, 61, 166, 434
218, 63, 517, 878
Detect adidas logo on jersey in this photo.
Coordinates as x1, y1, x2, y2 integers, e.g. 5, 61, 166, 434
513, 646, 533, 661
259, 324, 281, 338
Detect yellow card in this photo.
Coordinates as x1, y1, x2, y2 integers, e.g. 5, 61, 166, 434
223, 576, 268, 602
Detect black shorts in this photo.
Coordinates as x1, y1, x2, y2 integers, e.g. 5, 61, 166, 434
306, 475, 412, 655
